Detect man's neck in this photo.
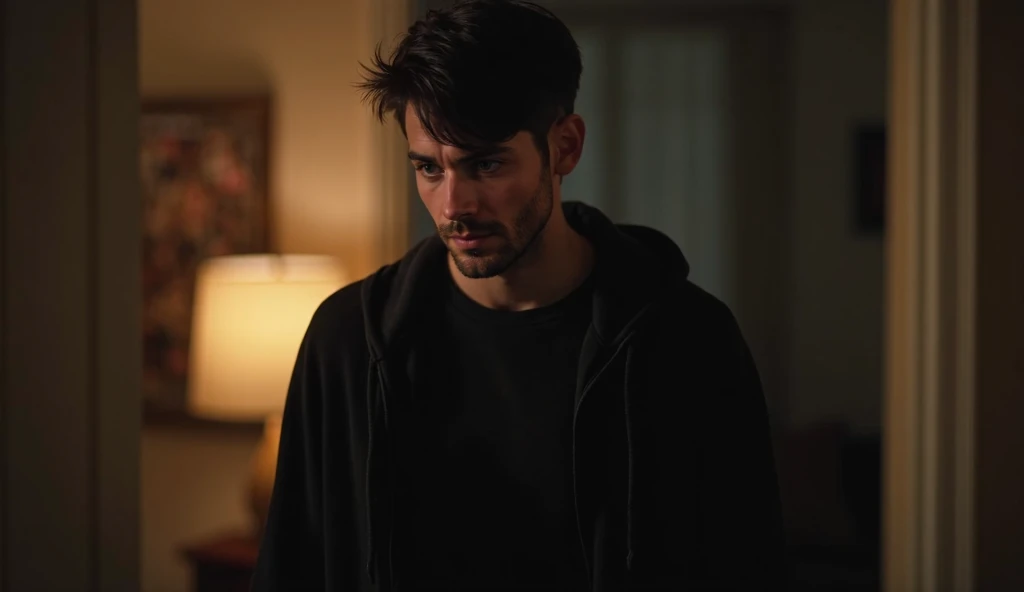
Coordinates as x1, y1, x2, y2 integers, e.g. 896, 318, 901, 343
449, 209, 594, 312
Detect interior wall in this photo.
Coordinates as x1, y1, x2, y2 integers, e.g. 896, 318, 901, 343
139, 0, 380, 280
975, 0, 1024, 588
140, 428, 259, 590
138, 0, 378, 589
788, 0, 888, 431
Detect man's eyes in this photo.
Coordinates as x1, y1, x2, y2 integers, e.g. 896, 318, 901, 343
475, 160, 501, 173
413, 160, 503, 177
414, 162, 442, 176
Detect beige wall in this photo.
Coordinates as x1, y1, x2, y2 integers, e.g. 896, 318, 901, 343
139, 0, 384, 589
140, 0, 381, 280
141, 428, 259, 591
787, 0, 888, 430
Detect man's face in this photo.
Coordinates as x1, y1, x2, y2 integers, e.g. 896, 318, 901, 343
405, 105, 554, 279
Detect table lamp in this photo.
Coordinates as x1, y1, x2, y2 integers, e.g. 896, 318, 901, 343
187, 254, 347, 535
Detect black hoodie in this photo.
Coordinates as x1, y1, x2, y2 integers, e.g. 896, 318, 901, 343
252, 201, 786, 591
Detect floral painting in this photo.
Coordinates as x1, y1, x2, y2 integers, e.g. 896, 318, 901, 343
140, 98, 271, 420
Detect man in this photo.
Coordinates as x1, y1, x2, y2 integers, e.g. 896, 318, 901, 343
252, 1, 785, 590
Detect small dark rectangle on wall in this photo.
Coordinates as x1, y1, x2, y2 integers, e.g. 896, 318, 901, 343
853, 123, 886, 235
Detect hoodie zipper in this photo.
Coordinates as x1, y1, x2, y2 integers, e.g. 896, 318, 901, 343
571, 338, 632, 589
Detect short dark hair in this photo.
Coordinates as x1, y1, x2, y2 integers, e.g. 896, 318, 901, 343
358, 0, 583, 159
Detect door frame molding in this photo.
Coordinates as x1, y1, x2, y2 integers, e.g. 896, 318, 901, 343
1, 0, 140, 589
884, 0, 976, 590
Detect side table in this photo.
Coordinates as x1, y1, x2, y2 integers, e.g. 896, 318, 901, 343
182, 532, 260, 592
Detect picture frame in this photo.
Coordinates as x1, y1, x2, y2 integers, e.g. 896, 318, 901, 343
140, 96, 272, 424
852, 122, 887, 235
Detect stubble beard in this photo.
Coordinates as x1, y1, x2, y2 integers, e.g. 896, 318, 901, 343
443, 169, 554, 280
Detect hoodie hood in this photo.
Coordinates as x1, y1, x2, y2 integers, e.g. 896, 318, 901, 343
360, 200, 690, 360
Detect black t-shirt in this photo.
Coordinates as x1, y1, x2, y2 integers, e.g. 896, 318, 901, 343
397, 272, 594, 590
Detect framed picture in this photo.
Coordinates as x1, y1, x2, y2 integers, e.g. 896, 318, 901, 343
140, 97, 272, 422
853, 122, 887, 235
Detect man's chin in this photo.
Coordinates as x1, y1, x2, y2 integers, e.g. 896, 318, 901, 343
449, 250, 510, 279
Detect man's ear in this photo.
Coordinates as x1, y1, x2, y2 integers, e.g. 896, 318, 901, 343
549, 114, 586, 177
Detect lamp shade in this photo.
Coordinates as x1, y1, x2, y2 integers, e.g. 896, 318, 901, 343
187, 254, 346, 421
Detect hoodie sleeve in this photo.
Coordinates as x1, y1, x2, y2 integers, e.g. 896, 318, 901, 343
696, 306, 788, 589
251, 330, 326, 591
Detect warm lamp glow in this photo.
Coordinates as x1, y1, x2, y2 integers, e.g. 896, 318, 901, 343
187, 254, 346, 422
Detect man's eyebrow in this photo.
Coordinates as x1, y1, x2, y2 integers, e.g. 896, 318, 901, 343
407, 146, 513, 167
408, 151, 438, 164
457, 145, 513, 164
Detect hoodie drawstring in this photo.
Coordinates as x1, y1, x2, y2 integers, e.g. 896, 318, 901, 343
365, 361, 380, 585
623, 345, 638, 573
365, 360, 394, 588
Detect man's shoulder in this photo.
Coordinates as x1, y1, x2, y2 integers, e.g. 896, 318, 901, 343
641, 279, 750, 359
303, 238, 445, 355
305, 278, 368, 350
664, 279, 738, 329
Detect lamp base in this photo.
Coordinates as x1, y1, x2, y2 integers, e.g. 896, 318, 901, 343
248, 413, 282, 537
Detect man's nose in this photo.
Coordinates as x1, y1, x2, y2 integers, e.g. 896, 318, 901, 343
441, 172, 479, 221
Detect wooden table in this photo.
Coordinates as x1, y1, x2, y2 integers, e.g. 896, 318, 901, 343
182, 532, 260, 592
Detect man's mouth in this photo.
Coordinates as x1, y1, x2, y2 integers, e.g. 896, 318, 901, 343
450, 233, 495, 249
